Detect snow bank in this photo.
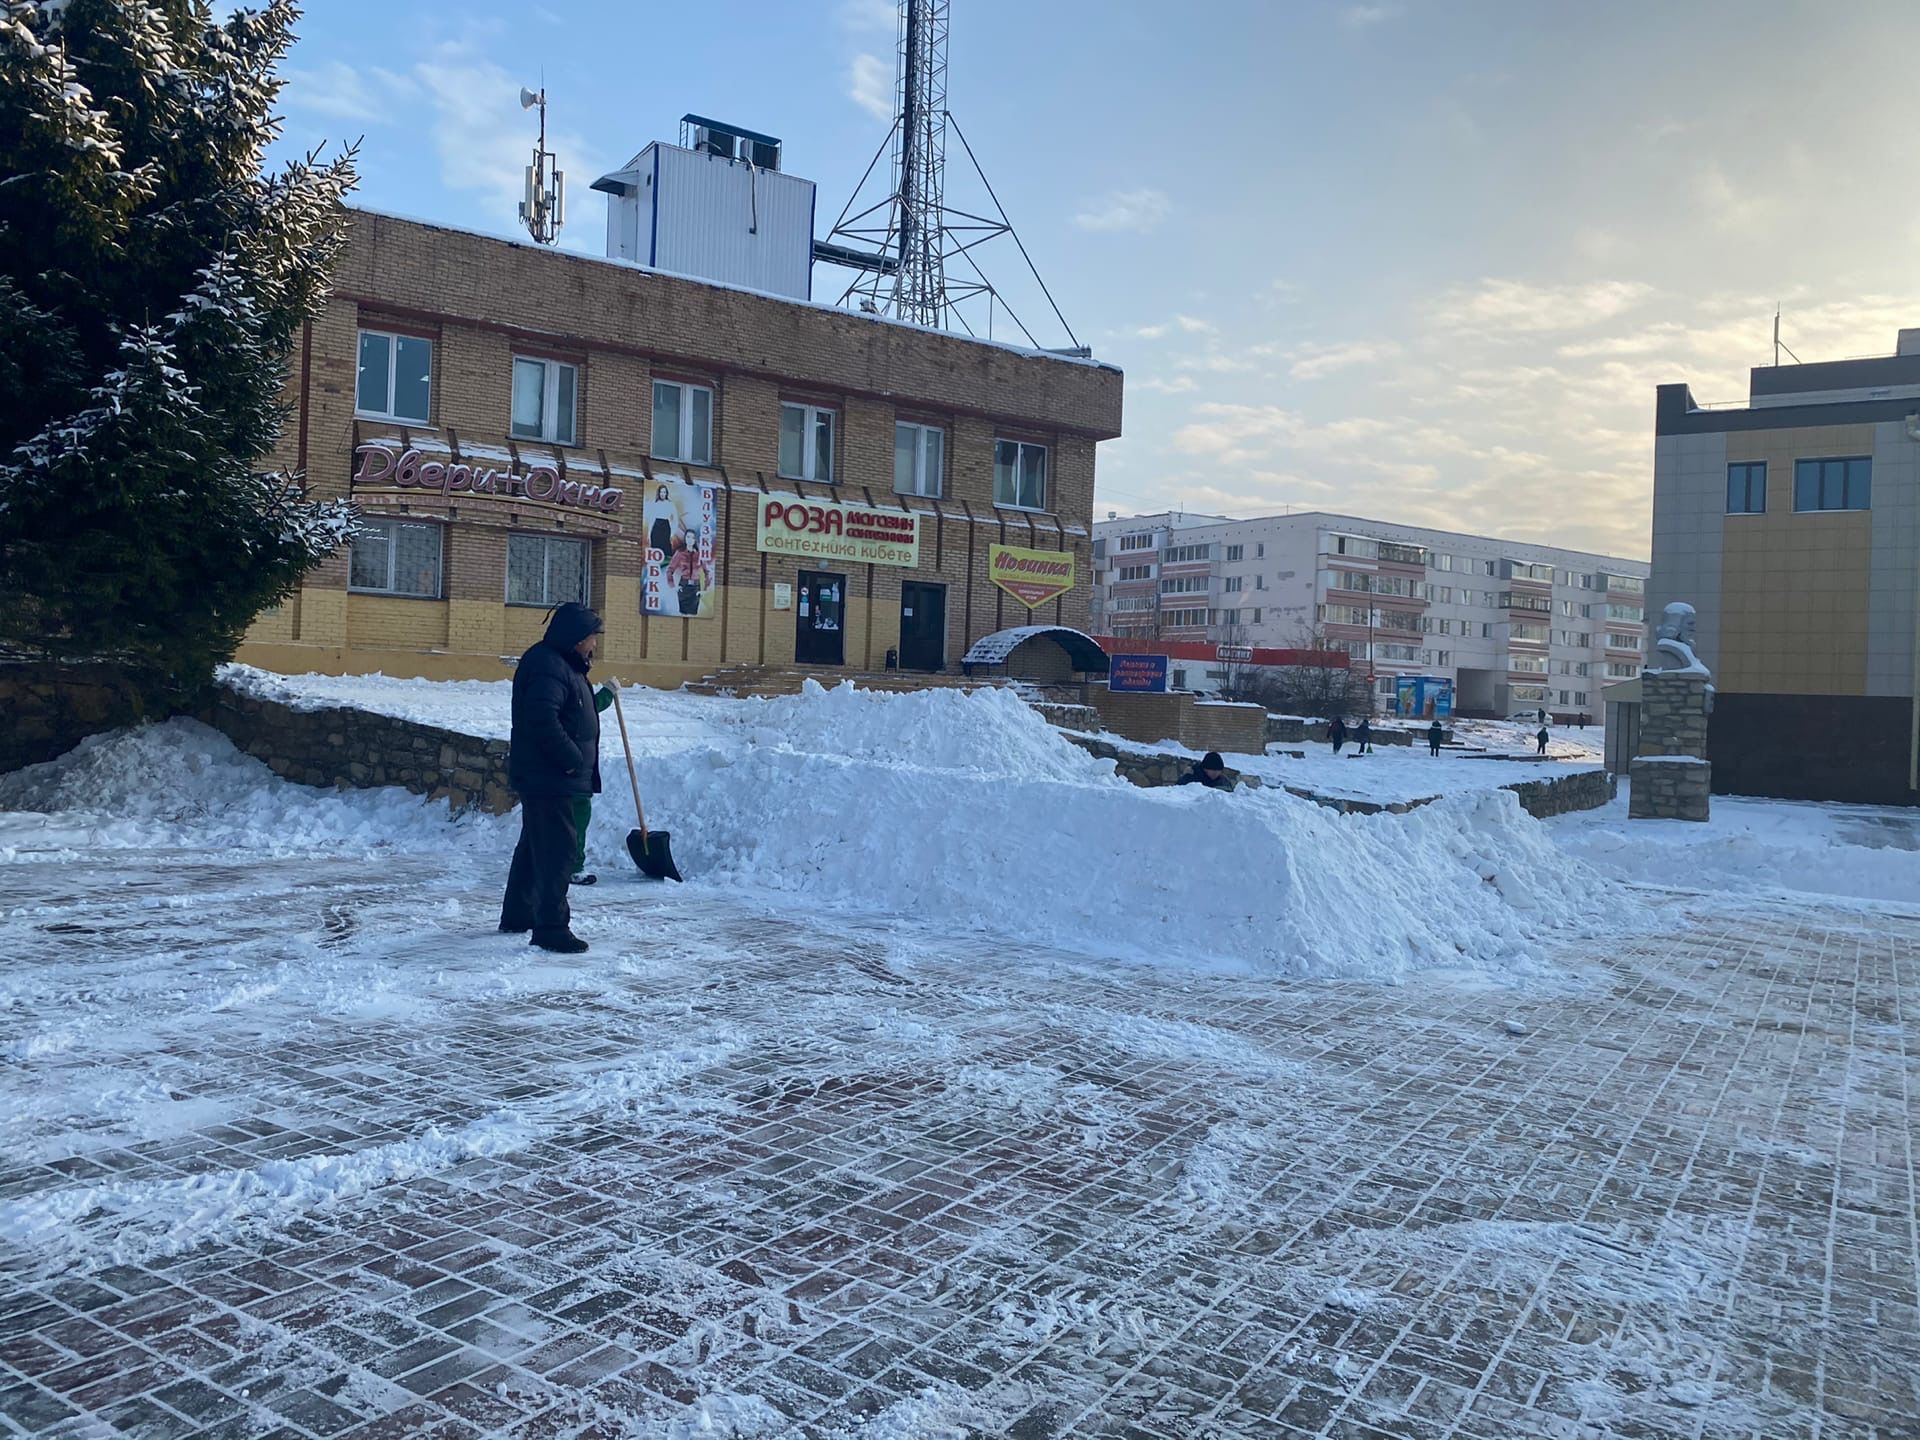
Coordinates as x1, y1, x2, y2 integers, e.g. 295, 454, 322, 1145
1551, 789, 1920, 907
6, 682, 1612, 979
0, 719, 500, 857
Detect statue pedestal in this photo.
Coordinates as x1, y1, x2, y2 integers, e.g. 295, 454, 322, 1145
1630, 670, 1712, 821
1629, 756, 1712, 821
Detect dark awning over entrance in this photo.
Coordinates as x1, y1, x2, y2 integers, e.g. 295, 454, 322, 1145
962, 626, 1111, 674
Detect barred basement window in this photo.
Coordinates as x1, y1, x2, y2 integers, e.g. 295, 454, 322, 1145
349, 519, 443, 598
506, 534, 590, 608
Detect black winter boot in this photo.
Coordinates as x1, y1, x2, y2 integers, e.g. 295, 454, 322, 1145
531, 929, 589, 955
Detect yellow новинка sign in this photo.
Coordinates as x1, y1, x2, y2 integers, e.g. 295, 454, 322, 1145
755, 496, 920, 568
989, 544, 1075, 608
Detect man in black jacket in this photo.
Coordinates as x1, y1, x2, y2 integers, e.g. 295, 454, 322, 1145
499, 602, 604, 953
1178, 752, 1235, 791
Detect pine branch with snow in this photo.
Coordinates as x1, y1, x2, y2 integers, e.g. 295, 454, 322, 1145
0, 0, 358, 690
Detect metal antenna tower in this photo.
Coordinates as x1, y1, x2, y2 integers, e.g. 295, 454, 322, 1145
814, 0, 1081, 350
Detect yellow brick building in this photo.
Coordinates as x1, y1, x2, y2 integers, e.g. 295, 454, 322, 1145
243, 209, 1124, 687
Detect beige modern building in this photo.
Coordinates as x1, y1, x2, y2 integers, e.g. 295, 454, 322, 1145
1648, 328, 1920, 803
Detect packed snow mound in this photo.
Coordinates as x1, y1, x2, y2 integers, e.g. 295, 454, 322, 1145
0, 719, 496, 857
1553, 790, 1920, 907
745, 680, 1113, 784
4, 687, 1612, 978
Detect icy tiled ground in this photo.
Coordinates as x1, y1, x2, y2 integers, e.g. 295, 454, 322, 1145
2, 851, 1916, 1439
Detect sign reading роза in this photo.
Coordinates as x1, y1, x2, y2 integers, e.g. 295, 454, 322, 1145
755, 497, 920, 567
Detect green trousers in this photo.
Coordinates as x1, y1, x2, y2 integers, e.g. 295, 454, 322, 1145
570, 797, 591, 874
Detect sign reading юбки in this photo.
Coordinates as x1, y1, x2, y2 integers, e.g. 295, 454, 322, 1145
755, 496, 920, 567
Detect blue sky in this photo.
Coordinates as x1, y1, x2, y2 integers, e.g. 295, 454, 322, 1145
270, 0, 1920, 558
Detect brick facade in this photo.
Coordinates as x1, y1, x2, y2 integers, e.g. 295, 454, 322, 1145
244, 210, 1123, 685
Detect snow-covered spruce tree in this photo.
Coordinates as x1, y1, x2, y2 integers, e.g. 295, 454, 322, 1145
0, 0, 357, 692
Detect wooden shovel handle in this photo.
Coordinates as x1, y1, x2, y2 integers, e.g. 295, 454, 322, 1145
607, 681, 648, 840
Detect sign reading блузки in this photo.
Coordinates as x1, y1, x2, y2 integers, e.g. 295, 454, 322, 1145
352, 445, 625, 513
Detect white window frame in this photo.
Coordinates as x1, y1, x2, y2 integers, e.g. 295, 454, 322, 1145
994, 439, 1049, 511
348, 518, 444, 598
894, 420, 945, 497
355, 328, 433, 424
651, 379, 713, 465
505, 533, 591, 609
511, 356, 578, 445
780, 402, 836, 482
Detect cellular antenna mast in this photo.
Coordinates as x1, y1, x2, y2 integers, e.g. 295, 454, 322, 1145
814, 0, 1082, 352
518, 84, 565, 245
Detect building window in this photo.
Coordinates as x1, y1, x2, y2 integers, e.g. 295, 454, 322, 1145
994, 439, 1048, 510
1116, 564, 1152, 581
1607, 662, 1641, 679
1725, 461, 1766, 514
1161, 576, 1208, 595
1511, 683, 1547, 703
510, 357, 578, 445
1793, 456, 1871, 512
1223, 576, 1243, 593
1606, 573, 1645, 594
1215, 608, 1241, 626
1481, 623, 1492, 639
356, 330, 432, 423
780, 403, 835, 482
1606, 604, 1643, 623
1163, 607, 1207, 627
349, 519, 442, 598
1255, 542, 1265, 558
1251, 608, 1261, 624
506, 533, 590, 608
1118, 531, 1154, 552
652, 380, 713, 464
1606, 631, 1641, 650
890, 421, 946, 497
1165, 543, 1211, 564
1225, 544, 1244, 562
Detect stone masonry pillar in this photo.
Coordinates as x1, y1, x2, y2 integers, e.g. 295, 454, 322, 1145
1629, 670, 1712, 821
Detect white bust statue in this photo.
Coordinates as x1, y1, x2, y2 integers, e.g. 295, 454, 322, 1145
1648, 601, 1711, 680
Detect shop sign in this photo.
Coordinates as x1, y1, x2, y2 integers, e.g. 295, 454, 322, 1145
352, 445, 625, 513
642, 475, 718, 618
1108, 654, 1170, 693
988, 543, 1075, 609
755, 496, 919, 567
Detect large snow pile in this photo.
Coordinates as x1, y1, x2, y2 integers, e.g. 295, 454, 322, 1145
0, 720, 502, 858
4, 681, 1613, 978
1551, 789, 1920, 907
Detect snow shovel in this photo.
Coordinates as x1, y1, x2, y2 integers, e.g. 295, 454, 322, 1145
608, 683, 682, 882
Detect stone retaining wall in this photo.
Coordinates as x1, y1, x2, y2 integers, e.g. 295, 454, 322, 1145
200, 688, 515, 815
1060, 733, 1263, 790
0, 662, 171, 775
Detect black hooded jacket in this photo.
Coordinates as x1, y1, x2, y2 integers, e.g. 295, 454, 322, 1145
508, 603, 604, 798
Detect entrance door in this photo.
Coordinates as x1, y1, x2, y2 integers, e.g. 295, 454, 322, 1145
899, 581, 946, 671
795, 570, 846, 666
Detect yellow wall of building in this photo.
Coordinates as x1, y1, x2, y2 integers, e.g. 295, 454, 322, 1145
346, 594, 450, 651
1721, 425, 1874, 696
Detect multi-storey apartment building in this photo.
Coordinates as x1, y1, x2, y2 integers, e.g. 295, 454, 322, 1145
1649, 327, 1920, 804
1092, 511, 1649, 718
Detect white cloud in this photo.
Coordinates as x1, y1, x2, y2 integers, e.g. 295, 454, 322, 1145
848, 53, 894, 122
1074, 188, 1171, 234
395, 40, 605, 222
1695, 165, 1779, 233
1342, 4, 1403, 26
280, 61, 387, 125
1432, 278, 1654, 334
1288, 339, 1401, 380
1173, 314, 1215, 334
1133, 376, 1199, 394
838, 0, 899, 31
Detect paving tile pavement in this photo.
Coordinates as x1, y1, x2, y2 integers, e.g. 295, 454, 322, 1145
0, 853, 1916, 1438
